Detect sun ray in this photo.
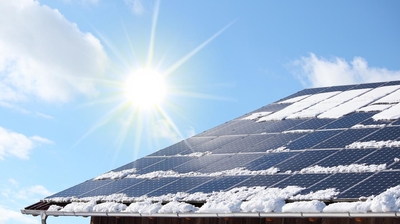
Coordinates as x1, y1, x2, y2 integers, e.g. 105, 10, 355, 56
164, 20, 237, 77
146, 0, 161, 69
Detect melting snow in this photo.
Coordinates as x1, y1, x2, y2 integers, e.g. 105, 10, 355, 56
282, 129, 314, 134
356, 104, 392, 112
278, 95, 310, 104
282, 200, 326, 213
298, 164, 386, 174
351, 124, 386, 129
266, 147, 290, 153
346, 140, 400, 149
290, 188, 339, 200
373, 103, 400, 121
94, 168, 137, 180
374, 89, 400, 104
176, 151, 212, 157
242, 112, 272, 121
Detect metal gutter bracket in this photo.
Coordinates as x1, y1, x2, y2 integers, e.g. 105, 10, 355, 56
41, 212, 48, 224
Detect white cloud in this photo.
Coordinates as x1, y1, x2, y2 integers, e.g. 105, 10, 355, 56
0, 0, 108, 104
0, 205, 37, 224
292, 53, 400, 87
0, 126, 52, 160
125, 0, 145, 15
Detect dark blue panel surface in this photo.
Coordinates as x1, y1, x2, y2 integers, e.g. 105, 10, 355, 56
113, 157, 166, 172
289, 118, 335, 131
391, 119, 400, 126
188, 176, 251, 194
353, 82, 385, 89
313, 128, 378, 149
360, 126, 400, 141
322, 85, 356, 92
275, 150, 338, 172
227, 121, 271, 135
256, 119, 307, 134
242, 133, 306, 152
361, 118, 392, 126
120, 177, 180, 197
79, 178, 146, 197
303, 173, 373, 196
184, 137, 216, 147
322, 112, 374, 129
287, 130, 342, 150
246, 152, 299, 170
241, 103, 291, 117
147, 177, 215, 197
271, 174, 330, 188
316, 149, 375, 167
46, 180, 114, 198
339, 171, 400, 198
193, 135, 242, 152
384, 81, 400, 86
148, 141, 192, 157
136, 157, 196, 174
213, 134, 275, 154
173, 155, 226, 173
357, 148, 400, 167
196, 120, 238, 137
199, 153, 265, 173
234, 174, 290, 188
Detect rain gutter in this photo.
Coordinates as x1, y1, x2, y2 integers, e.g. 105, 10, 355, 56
21, 209, 400, 220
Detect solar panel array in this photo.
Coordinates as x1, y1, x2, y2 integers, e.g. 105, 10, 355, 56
47, 81, 400, 201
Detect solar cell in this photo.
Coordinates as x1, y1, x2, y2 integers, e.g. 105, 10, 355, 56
321, 84, 355, 92
385, 80, 400, 86
313, 128, 378, 149
322, 112, 374, 129
242, 133, 306, 153
212, 134, 275, 154
45, 180, 114, 198
289, 118, 335, 130
360, 118, 392, 126
191, 135, 242, 152
353, 82, 385, 89
172, 155, 227, 173
287, 130, 342, 150
188, 176, 251, 194
184, 137, 216, 147
136, 157, 196, 174
271, 174, 330, 188
199, 153, 264, 173
234, 174, 291, 188
120, 177, 180, 197
148, 141, 193, 157
256, 119, 307, 133
275, 150, 338, 172
113, 157, 166, 172
315, 149, 375, 167
78, 178, 146, 197
147, 177, 215, 197
356, 148, 400, 167
277, 87, 327, 103
359, 126, 400, 141
339, 171, 400, 198
390, 119, 400, 126
303, 173, 373, 197
246, 152, 300, 170
196, 120, 239, 137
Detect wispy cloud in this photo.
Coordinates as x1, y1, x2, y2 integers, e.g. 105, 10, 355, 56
0, 126, 53, 160
292, 53, 400, 87
0, 205, 37, 224
0, 0, 108, 105
125, 0, 145, 15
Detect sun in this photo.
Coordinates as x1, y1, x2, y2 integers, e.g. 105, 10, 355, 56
124, 68, 166, 109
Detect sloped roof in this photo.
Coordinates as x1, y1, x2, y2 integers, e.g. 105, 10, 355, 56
22, 81, 400, 217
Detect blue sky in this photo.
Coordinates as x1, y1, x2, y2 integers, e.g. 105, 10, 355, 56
1, 0, 400, 223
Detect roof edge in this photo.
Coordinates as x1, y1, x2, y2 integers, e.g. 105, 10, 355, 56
21, 209, 400, 218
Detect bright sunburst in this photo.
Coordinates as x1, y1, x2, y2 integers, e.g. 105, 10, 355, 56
124, 69, 166, 109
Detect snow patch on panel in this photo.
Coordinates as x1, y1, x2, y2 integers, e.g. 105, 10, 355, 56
373, 103, 400, 121
241, 112, 272, 121
297, 164, 386, 174
346, 140, 400, 149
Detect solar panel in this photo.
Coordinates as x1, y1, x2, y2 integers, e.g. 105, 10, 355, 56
287, 130, 342, 150
274, 150, 338, 172
28, 80, 400, 213
313, 128, 378, 149
339, 171, 400, 198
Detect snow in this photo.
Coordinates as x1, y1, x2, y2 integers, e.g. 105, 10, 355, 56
93, 202, 127, 212
323, 201, 371, 213
176, 151, 212, 157
199, 200, 242, 213
282, 129, 314, 134
395, 158, 400, 162
242, 112, 272, 120
47, 205, 62, 211
370, 185, 400, 212
318, 85, 400, 119
278, 95, 310, 104
351, 124, 386, 129
93, 167, 280, 180
356, 104, 392, 112
126, 201, 162, 214
158, 201, 198, 213
60, 201, 96, 212
374, 88, 400, 104
266, 147, 290, 153
373, 103, 400, 121
287, 89, 369, 119
259, 91, 340, 121
346, 140, 400, 149
282, 200, 326, 213
298, 164, 386, 174
290, 188, 339, 200
94, 168, 137, 180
